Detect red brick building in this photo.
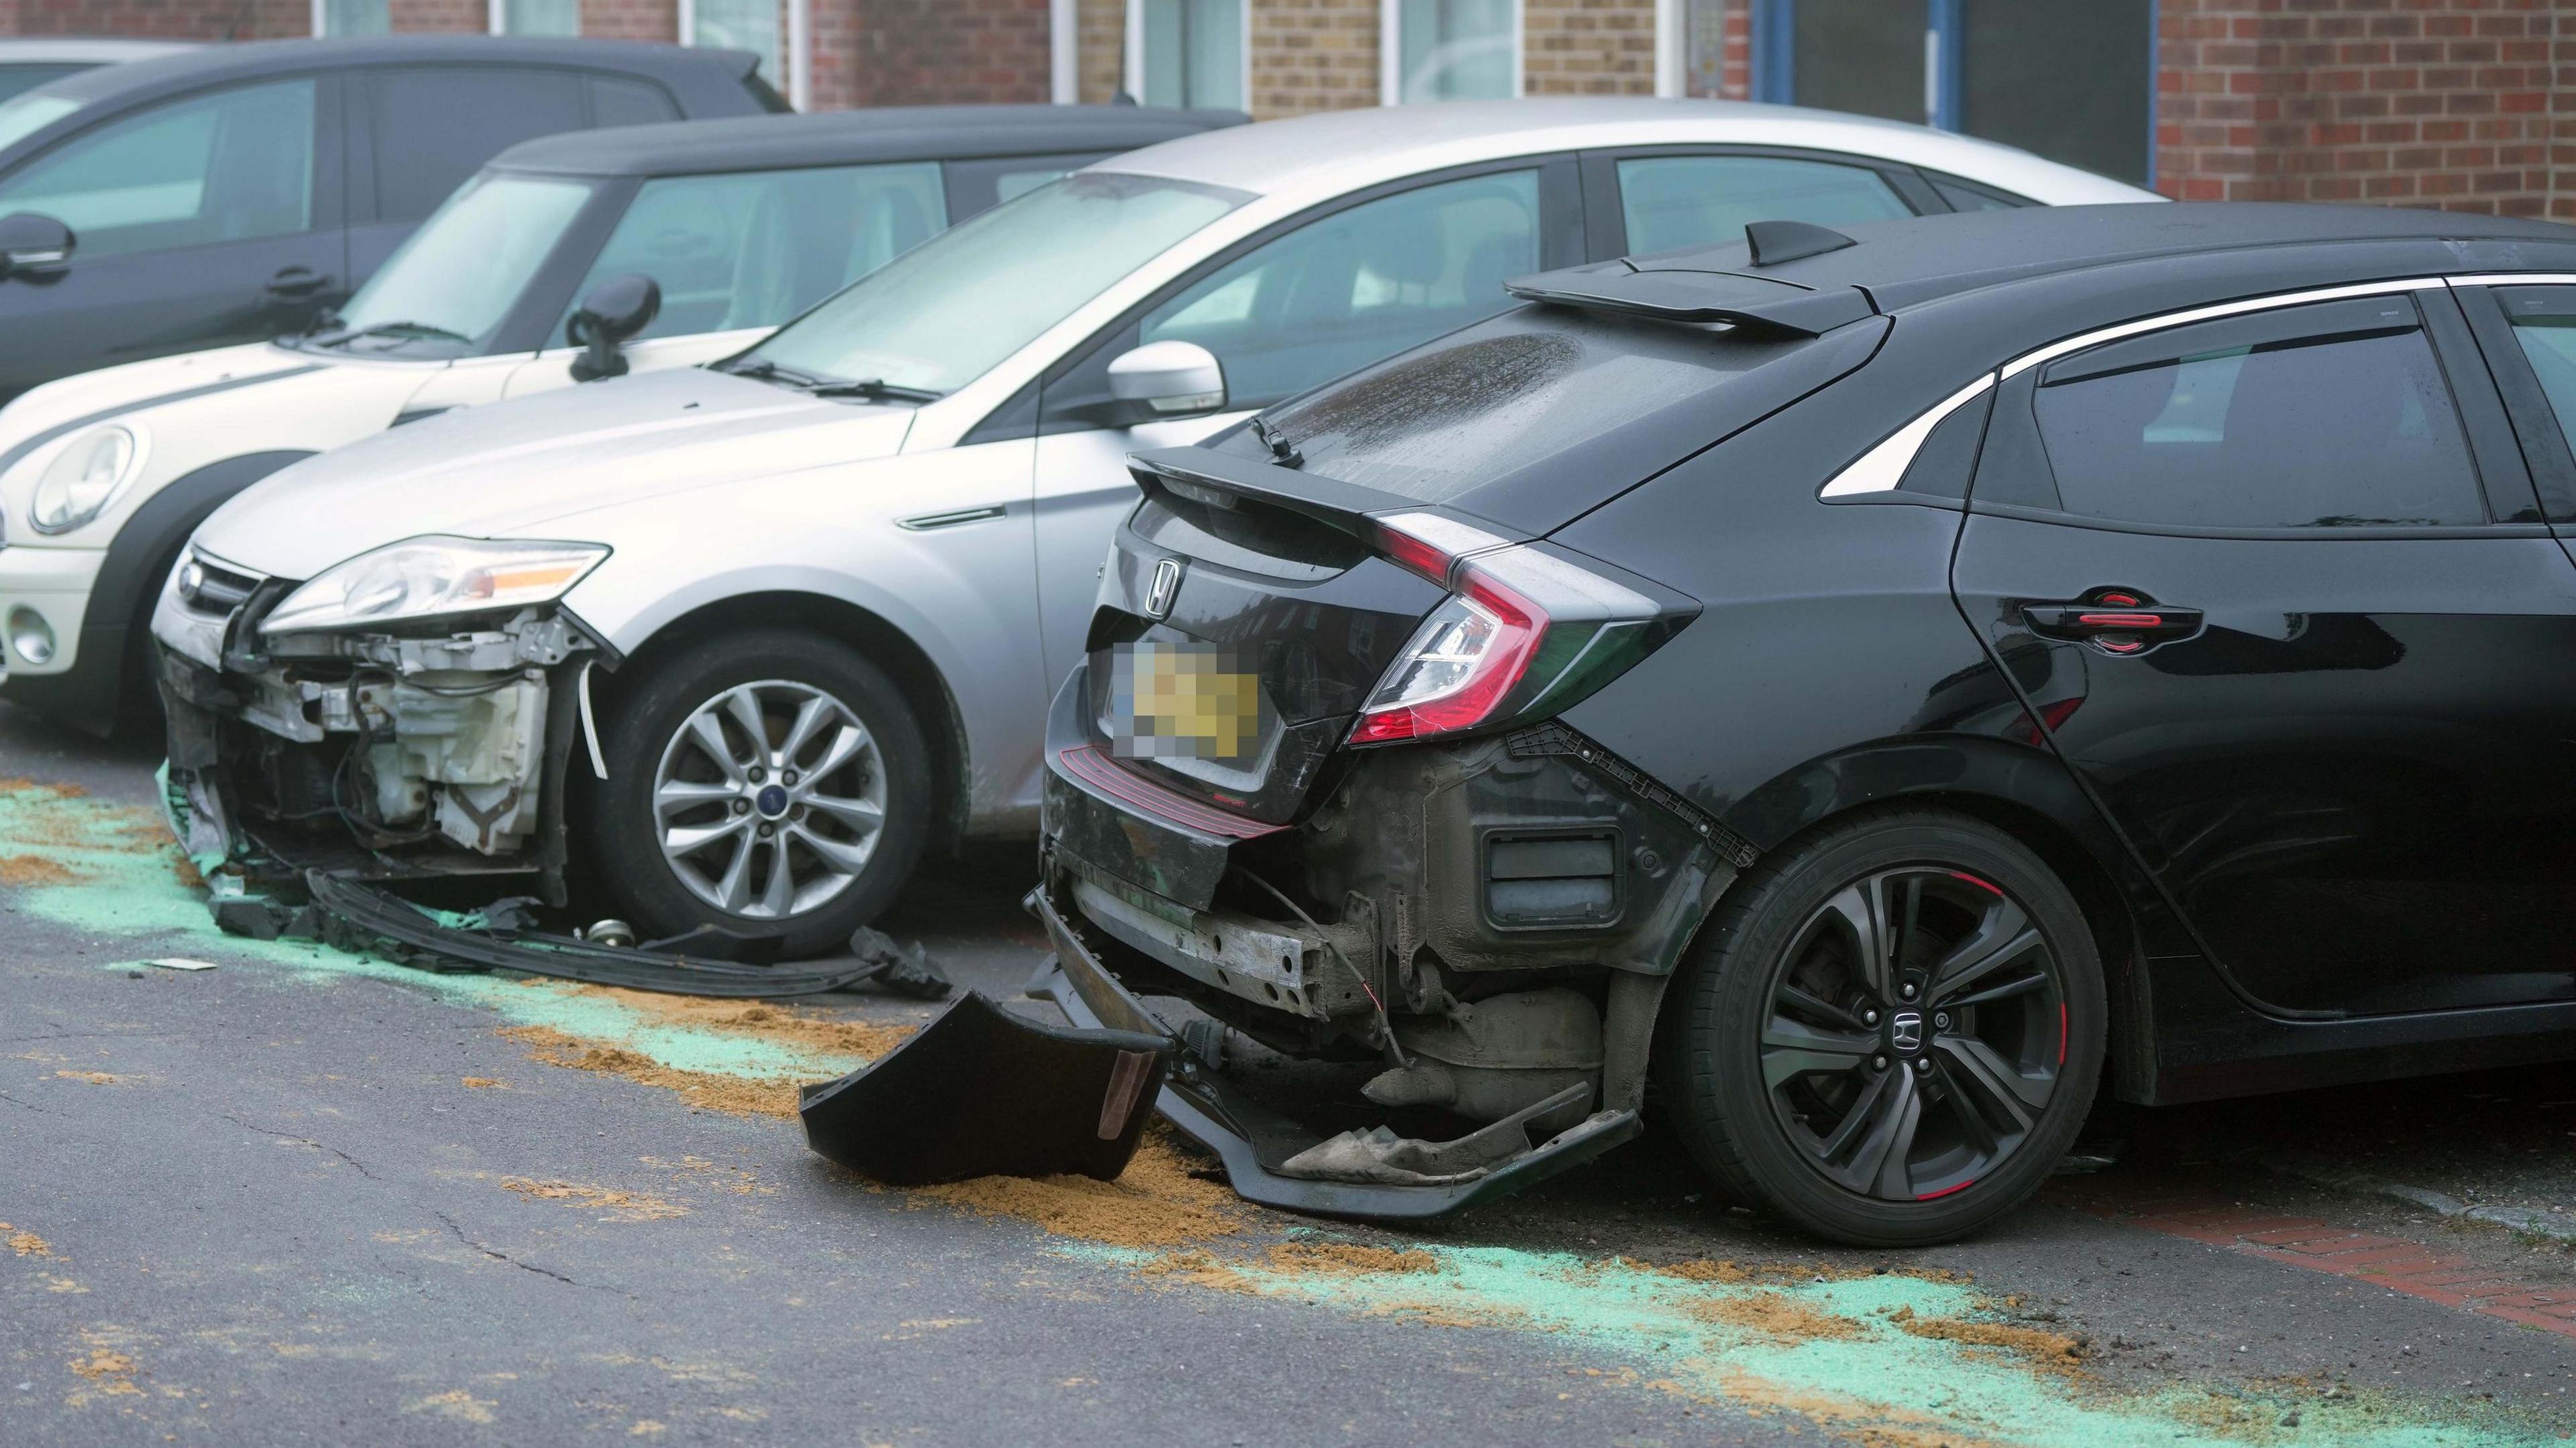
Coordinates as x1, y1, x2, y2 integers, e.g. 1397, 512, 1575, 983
4, 0, 2566, 215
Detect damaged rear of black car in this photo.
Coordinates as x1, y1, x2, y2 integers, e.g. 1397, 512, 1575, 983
1039, 204, 2576, 1245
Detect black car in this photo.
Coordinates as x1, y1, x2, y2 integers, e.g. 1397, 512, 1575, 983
1034, 203, 2576, 1245
0, 36, 782, 402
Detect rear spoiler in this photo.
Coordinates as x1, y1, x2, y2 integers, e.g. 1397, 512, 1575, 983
1125, 445, 1494, 547
1503, 262, 1877, 337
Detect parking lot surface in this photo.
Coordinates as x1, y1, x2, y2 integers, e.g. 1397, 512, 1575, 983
5, 700, 2573, 1446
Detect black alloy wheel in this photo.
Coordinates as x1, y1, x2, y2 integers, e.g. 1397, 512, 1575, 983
1659, 810, 2104, 1246
1760, 867, 2066, 1203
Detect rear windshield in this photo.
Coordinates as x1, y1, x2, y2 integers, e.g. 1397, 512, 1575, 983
1250, 307, 1774, 504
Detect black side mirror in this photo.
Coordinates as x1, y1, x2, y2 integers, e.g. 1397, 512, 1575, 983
566, 273, 660, 383
0, 212, 74, 281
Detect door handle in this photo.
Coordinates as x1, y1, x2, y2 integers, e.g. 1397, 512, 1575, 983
264, 267, 333, 298
2020, 590, 2202, 655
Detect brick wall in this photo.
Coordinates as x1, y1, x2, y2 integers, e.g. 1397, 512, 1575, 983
817, 0, 1051, 109
1248, 0, 1377, 117
580, 0, 676, 40
388, 0, 482, 30
2156, 0, 2564, 218
1523, 0, 1654, 96
1, 0, 305, 38
1076, 0, 1120, 102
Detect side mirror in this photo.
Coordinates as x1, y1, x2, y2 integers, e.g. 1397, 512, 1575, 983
566, 273, 661, 383
0, 212, 74, 280
1106, 340, 1226, 420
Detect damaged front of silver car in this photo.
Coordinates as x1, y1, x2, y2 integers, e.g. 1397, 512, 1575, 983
153, 533, 610, 917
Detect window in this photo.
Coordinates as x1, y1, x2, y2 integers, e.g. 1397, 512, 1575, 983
495, 0, 580, 35
1142, 168, 1539, 410
1617, 155, 1909, 257
368, 68, 584, 223
560, 162, 947, 343
1392, 0, 1519, 103
2029, 297, 2485, 531
0, 64, 89, 105
2496, 288, 2576, 457
0, 93, 80, 154
1134, 0, 1244, 110
319, 0, 390, 36
337, 173, 595, 349
692, 0, 783, 97
0, 80, 316, 260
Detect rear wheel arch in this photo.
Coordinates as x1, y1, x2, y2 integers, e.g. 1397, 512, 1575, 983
596, 591, 970, 854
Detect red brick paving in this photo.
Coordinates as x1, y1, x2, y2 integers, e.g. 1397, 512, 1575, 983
2047, 1182, 2576, 1340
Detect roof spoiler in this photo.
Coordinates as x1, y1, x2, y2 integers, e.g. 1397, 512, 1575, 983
1503, 262, 1876, 337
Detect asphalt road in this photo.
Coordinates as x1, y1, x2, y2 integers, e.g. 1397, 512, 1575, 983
5, 699, 2575, 1447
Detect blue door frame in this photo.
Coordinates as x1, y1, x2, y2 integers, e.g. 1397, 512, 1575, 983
1751, 0, 2155, 186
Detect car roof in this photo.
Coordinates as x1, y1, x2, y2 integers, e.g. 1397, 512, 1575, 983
1086, 97, 2163, 209
26, 35, 757, 107
1609, 201, 2576, 311
490, 104, 1248, 178
0, 38, 197, 64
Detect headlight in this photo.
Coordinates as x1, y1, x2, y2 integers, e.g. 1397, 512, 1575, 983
260, 535, 609, 635
29, 424, 146, 535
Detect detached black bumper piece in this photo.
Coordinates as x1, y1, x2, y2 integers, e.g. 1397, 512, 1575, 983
1032, 887, 1642, 1221
305, 871, 899, 999
798, 991, 1172, 1185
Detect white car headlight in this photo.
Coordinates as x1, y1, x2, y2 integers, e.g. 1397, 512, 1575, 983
29, 423, 147, 535
260, 536, 609, 635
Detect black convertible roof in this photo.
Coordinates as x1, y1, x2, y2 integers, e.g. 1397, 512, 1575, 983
1517, 203, 2576, 324
490, 104, 1248, 179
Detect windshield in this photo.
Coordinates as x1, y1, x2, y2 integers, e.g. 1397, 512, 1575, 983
327, 172, 596, 353
739, 171, 1244, 396
0, 93, 78, 154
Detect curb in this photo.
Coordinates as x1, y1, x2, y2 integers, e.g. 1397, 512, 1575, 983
2261, 1154, 2576, 1247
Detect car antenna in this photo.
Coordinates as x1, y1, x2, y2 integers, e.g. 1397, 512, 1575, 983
1744, 219, 1858, 267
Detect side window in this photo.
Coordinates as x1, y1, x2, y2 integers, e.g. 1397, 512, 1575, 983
1140, 168, 1540, 411
588, 77, 682, 129
0, 64, 89, 104
1929, 176, 2028, 212
0, 80, 317, 260
2494, 287, 2576, 451
1615, 155, 1911, 256
559, 162, 948, 342
368, 67, 584, 223
2029, 295, 2485, 530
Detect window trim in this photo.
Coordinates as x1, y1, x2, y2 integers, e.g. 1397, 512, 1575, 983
1824, 274, 2556, 538
1381, 0, 1524, 107
1124, 0, 1250, 111
486, 0, 581, 36
679, 0, 808, 111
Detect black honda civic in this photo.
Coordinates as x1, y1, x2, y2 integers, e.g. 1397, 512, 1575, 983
1030, 203, 2576, 1245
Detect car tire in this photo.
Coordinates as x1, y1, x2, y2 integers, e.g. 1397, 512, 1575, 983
582, 630, 932, 960
1656, 808, 2104, 1246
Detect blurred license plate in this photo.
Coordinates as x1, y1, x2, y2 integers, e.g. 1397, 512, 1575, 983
1108, 642, 1263, 762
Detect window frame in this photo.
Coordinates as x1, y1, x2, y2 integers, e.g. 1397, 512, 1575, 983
0, 72, 344, 260
2448, 277, 2576, 525
488, 0, 582, 36
1124, 0, 1250, 112
1381, 0, 1524, 106
1967, 282, 2541, 541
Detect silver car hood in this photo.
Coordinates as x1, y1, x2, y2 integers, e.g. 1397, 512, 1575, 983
195, 368, 915, 581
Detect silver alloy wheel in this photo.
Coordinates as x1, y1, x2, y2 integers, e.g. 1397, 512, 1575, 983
650, 679, 886, 920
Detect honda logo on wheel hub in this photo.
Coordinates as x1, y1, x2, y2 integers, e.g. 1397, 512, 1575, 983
1890, 1010, 1924, 1054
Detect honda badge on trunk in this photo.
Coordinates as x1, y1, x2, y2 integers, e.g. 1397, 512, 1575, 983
1145, 557, 1183, 620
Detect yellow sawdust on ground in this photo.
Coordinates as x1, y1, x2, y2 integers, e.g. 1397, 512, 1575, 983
0, 777, 85, 797
642, 1156, 771, 1195
68, 1349, 139, 1396
1890, 1308, 2088, 1372
1707, 1365, 2012, 1448
5, 1224, 55, 1258
500, 1177, 688, 1221
0, 854, 78, 885
54, 1070, 121, 1086
1261, 1241, 1440, 1276
914, 1130, 1248, 1249
498, 1025, 803, 1118
405, 1389, 496, 1424
1628, 1256, 1872, 1286
460, 1077, 506, 1089
171, 855, 205, 889
1693, 1290, 1865, 1344
545, 984, 916, 1062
